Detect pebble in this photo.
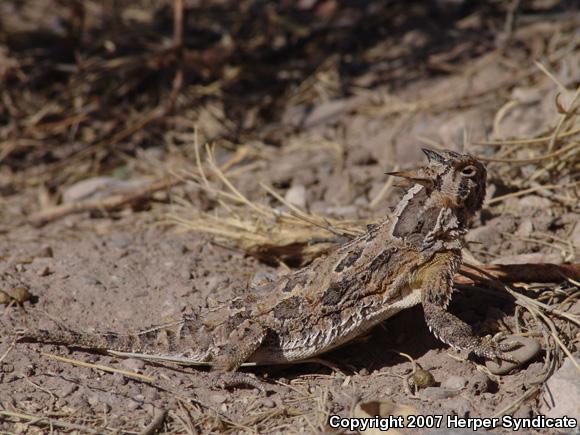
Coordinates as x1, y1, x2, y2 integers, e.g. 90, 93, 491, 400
1, 363, 15, 373
126, 399, 141, 411
58, 383, 78, 398
62, 177, 147, 203
284, 184, 307, 209
261, 397, 276, 408
412, 368, 436, 389
120, 358, 146, 371
540, 357, 580, 419
87, 394, 100, 408
37, 266, 51, 277
112, 372, 128, 385
418, 386, 461, 401
36, 245, 53, 258
80, 275, 103, 287
109, 233, 132, 249
491, 252, 561, 266
250, 271, 277, 288
441, 397, 471, 417
0, 290, 11, 305
8, 286, 32, 303
441, 375, 467, 390
485, 336, 541, 375
210, 392, 228, 404
513, 404, 532, 419
468, 372, 491, 394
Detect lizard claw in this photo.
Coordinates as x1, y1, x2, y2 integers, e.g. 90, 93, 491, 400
210, 372, 269, 394
476, 335, 521, 365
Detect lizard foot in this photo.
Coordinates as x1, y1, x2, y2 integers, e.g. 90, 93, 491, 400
210, 372, 270, 394
484, 335, 542, 375
475, 335, 522, 365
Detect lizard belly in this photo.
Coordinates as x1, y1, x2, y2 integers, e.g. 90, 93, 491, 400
250, 286, 423, 364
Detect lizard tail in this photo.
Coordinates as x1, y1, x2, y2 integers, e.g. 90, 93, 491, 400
18, 327, 145, 353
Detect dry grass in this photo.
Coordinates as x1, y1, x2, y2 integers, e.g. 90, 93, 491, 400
171, 136, 367, 266
171, 74, 580, 430
2, 1, 580, 433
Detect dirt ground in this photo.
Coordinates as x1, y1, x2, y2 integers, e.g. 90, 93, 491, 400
1, 1, 579, 434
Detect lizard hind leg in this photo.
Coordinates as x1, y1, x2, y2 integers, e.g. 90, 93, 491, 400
211, 320, 267, 372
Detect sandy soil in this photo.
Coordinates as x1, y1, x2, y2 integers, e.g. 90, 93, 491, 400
0, 1, 579, 434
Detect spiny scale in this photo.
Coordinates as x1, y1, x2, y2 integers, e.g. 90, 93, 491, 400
19, 148, 519, 372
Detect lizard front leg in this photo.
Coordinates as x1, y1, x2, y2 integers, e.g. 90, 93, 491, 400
421, 284, 517, 363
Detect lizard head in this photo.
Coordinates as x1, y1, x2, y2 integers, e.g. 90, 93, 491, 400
388, 148, 487, 214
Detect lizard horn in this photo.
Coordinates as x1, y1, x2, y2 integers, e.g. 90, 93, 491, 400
422, 148, 447, 164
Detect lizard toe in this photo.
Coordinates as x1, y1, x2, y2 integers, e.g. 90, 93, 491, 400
477, 335, 520, 364
211, 372, 269, 394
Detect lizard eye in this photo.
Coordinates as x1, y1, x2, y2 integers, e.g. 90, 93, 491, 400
460, 165, 477, 177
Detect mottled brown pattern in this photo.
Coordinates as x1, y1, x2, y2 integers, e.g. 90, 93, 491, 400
334, 248, 363, 272
321, 281, 348, 305
273, 295, 303, 319
393, 187, 428, 238
19, 149, 517, 372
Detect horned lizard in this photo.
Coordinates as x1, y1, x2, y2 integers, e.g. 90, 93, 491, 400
17, 148, 516, 376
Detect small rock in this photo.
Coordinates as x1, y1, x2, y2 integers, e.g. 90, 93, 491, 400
441, 397, 471, 417
180, 266, 193, 280
120, 358, 146, 372
358, 368, 369, 376
36, 245, 53, 258
250, 271, 277, 288
466, 216, 517, 245
262, 397, 276, 408
126, 399, 141, 411
491, 252, 561, 266
23, 364, 35, 377
0, 290, 11, 305
143, 388, 160, 403
109, 233, 132, 249
302, 98, 358, 128
570, 221, 580, 248
284, 184, 307, 209
321, 205, 358, 218
37, 266, 51, 277
412, 368, 436, 389
513, 404, 532, 419
80, 275, 103, 287
419, 386, 461, 400
63, 177, 148, 203
1, 363, 14, 373
58, 383, 78, 398
112, 372, 128, 385
69, 394, 90, 411
516, 195, 552, 210
485, 336, 541, 375
540, 357, 580, 419
87, 394, 100, 408
8, 287, 32, 303
441, 375, 467, 390
468, 372, 491, 394
210, 392, 228, 404
515, 219, 534, 238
